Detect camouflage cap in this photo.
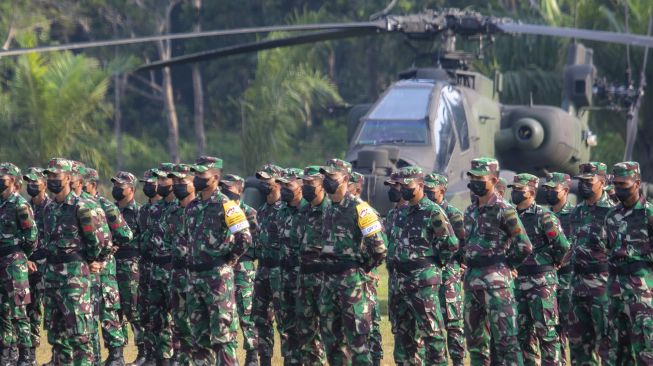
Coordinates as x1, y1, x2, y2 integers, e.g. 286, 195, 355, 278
424, 173, 448, 189
139, 168, 158, 183
154, 163, 175, 178
612, 161, 641, 179
83, 168, 100, 182
191, 156, 223, 173
575, 162, 607, 179
23, 167, 45, 182
497, 177, 508, 190
70, 161, 86, 177
220, 173, 245, 187
508, 173, 539, 189
167, 164, 192, 179
544, 172, 571, 189
350, 172, 364, 184
301, 166, 322, 180
467, 157, 499, 177
383, 171, 402, 186
397, 166, 425, 184
44, 158, 74, 175
111, 171, 137, 185
276, 168, 303, 184
0, 163, 22, 178
256, 164, 284, 180
319, 158, 352, 175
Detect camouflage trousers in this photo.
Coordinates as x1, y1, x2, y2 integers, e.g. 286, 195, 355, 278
280, 266, 301, 365
187, 265, 238, 366
26, 258, 46, 348
148, 264, 174, 360
388, 268, 426, 364
0, 254, 32, 350
557, 269, 572, 366
319, 268, 372, 366
439, 268, 465, 365
252, 265, 283, 359
138, 259, 154, 354
170, 267, 192, 365
116, 257, 143, 347
568, 292, 609, 366
44, 262, 94, 366
296, 270, 326, 366
607, 290, 653, 365
97, 258, 125, 349
464, 286, 523, 366
515, 284, 560, 366
366, 273, 383, 363
234, 259, 257, 351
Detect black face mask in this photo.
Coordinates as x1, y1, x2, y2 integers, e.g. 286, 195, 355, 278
615, 186, 635, 202
27, 183, 41, 197
281, 187, 295, 202
323, 176, 340, 195
578, 181, 595, 199
511, 190, 527, 205
425, 190, 437, 203
47, 179, 64, 194
302, 185, 318, 202
157, 184, 172, 197
112, 186, 126, 201
257, 181, 272, 197
143, 183, 157, 198
222, 189, 240, 201
388, 188, 402, 203
544, 190, 560, 205
401, 187, 416, 201
468, 180, 488, 197
193, 176, 210, 191
173, 184, 190, 199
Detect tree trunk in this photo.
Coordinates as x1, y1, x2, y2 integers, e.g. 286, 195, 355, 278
162, 65, 180, 163
113, 74, 124, 169
191, 0, 206, 156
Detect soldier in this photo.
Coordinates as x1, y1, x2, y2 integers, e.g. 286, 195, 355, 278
318, 158, 387, 365
252, 164, 284, 366
167, 164, 195, 366
390, 166, 459, 365
0, 163, 37, 365
508, 174, 569, 365
296, 166, 329, 366
463, 157, 532, 365
496, 177, 508, 199
542, 172, 574, 365
604, 162, 653, 364
42, 158, 106, 364
568, 162, 614, 365
145, 164, 177, 365
423, 173, 466, 366
604, 175, 620, 205
185, 156, 252, 365
23, 167, 51, 361
219, 174, 259, 366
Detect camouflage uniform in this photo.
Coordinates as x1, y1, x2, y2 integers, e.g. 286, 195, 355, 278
509, 174, 569, 366
604, 162, 653, 365
568, 162, 614, 365
185, 156, 252, 365
0, 163, 37, 362
389, 167, 459, 365
252, 164, 285, 361
296, 166, 329, 365
42, 158, 107, 365
318, 159, 387, 365
23, 167, 51, 350
462, 158, 533, 366
544, 172, 574, 365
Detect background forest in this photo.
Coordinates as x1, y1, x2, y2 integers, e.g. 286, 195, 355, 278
0, 0, 651, 179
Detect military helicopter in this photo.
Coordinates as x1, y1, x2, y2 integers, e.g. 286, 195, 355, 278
2, 7, 651, 212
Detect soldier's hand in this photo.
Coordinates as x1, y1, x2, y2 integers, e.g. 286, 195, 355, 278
511, 269, 518, 278
89, 261, 103, 273
27, 261, 37, 273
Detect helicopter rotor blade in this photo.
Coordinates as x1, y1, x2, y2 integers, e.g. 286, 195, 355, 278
137, 28, 382, 71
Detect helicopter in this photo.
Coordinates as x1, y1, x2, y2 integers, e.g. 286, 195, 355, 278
1, 7, 652, 212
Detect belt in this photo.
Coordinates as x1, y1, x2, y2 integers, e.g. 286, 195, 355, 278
0, 245, 22, 257
151, 255, 172, 266
574, 263, 609, 275
466, 255, 506, 268
259, 258, 280, 268
188, 256, 228, 272
300, 263, 323, 274
239, 255, 254, 263
29, 249, 48, 261
612, 261, 651, 276
321, 260, 359, 275
395, 257, 437, 274
48, 252, 84, 265
557, 265, 572, 275
114, 248, 140, 260
518, 264, 555, 276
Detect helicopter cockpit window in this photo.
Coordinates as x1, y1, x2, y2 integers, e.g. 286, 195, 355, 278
441, 86, 470, 151
355, 120, 428, 145
367, 87, 432, 120
434, 91, 457, 171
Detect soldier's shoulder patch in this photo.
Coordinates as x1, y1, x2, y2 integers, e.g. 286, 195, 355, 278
223, 200, 249, 233
356, 201, 382, 237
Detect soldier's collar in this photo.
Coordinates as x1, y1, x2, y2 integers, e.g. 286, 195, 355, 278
479, 192, 499, 208
64, 191, 77, 205
519, 202, 539, 214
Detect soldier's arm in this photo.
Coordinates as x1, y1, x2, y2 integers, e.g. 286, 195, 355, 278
542, 211, 569, 266
224, 202, 252, 262
77, 204, 105, 261
246, 207, 259, 245
449, 208, 466, 263
105, 203, 133, 246
363, 230, 387, 272
647, 205, 653, 262
431, 209, 459, 266
16, 202, 37, 256
502, 206, 533, 268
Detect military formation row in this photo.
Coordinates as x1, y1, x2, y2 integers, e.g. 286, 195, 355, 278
0, 155, 650, 366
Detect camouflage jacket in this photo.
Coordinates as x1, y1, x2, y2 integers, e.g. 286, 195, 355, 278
570, 192, 615, 296
117, 199, 141, 255
149, 199, 178, 258
43, 191, 106, 261
463, 193, 533, 290
136, 200, 158, 257
168, 201, 188, 264
184, 189, 252, 267
29, 195, 51, 256
79, 191, 114, 260
0, 192, 37, 256
95, 194, 132, 248
391, 196, 459, 287
516, 202, 569, 289
320, 192, 387, 272
552, 201, 574, 272
255, 200, 283, 262
273, 200, 308, 269
240, 201, 258, 259
605, 196, 653, 295
385, 203, 408, 271
297, 196, 331, 265
439, 199, 465, 280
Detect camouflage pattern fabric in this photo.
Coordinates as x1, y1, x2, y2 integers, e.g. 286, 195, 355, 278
26, 194, 50, 348
234, 201, 258, 352
366, 270, 383, 364
136, 199, 157, 355
552, 201, 574, 365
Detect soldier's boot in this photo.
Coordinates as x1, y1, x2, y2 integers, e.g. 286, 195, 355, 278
104, 347, 125, 366
245, 349, 259, 366
155, 359, 171, 366
126, 345, 148, 366
259, 354, 272, 366
17, 347, 37, 366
